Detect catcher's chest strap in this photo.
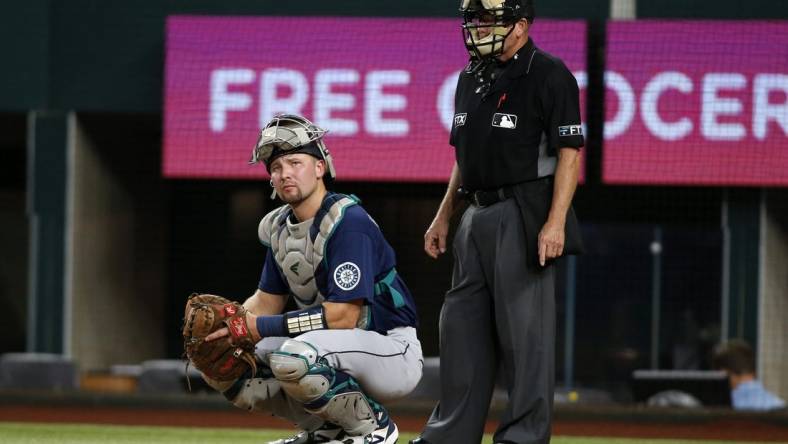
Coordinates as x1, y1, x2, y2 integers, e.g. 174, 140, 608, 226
310, 193, 360, 266
259, 193, 359, 264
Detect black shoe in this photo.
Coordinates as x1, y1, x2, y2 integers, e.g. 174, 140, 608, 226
409, 437, 431, 444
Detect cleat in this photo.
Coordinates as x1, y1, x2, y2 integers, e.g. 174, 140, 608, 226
267, 423, 345, 444
326, 414, 398, 444
366, 418, 398, 444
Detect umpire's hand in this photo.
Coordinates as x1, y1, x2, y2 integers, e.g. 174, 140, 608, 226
538, 218, 566, 266
424, 215, 450, 259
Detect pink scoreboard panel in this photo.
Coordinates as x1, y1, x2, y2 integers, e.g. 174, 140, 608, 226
163, 16, 587, 182
604, 21, 788, 186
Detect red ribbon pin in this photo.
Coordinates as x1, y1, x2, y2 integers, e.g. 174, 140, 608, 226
497, 93, 508, 109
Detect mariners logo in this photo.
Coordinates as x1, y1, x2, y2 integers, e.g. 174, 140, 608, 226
334, 262, 361, 291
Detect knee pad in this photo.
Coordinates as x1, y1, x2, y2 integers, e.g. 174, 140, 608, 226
269, 339, 383, 436
269, 339, 329, 403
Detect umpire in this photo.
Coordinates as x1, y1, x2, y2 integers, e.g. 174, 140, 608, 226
415, 1, 584, 443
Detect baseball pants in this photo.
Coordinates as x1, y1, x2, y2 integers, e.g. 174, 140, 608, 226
236, 326, 423, 431
421, 198, 556, 444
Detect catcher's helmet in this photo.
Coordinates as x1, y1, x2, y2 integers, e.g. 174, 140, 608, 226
250, 114, 336, 181
460, 0, 535, 61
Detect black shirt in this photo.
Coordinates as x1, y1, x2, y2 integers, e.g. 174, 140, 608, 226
449, 39, 584, 191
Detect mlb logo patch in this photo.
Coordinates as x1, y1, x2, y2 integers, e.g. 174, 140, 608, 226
558, 124, 583, 136
454, 113, 467, 127
492, 113, 517, 129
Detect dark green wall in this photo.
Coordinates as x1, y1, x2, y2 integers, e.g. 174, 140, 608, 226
639, 0, 788, 19
2, 0, 607, 113
5, 1, 785, 113
0, 0, 49, 110
1, 0, 776, 369
28, 111, 69, 353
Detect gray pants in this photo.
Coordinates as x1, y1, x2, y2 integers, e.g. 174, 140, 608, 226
422, 199, 555, 444
226, 327, 423, 432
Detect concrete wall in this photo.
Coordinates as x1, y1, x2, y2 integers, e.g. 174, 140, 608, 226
759, 190, 788, 400
67, 114, 168, 370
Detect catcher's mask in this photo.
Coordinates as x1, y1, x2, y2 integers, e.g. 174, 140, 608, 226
460, 0, 534, 63
250, 114, 336, 182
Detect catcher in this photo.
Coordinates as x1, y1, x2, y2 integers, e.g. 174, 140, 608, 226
183, 114, 423, 444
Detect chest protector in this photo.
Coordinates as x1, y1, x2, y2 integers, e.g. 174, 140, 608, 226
258, 194, 359, 309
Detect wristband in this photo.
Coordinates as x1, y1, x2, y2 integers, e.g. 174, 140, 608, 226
284, 306, 328, 336
255, 306, 328, 338
256, 315, 286, 338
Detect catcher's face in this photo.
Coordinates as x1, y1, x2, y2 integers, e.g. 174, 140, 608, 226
270, 153, 325, 205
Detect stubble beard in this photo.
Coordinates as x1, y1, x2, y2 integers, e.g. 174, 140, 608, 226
280, 184, 315, 206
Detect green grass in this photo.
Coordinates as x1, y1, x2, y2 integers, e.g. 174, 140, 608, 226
0, 422, 776, 444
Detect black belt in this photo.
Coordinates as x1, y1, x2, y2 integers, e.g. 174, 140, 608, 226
459, 186, 515, 207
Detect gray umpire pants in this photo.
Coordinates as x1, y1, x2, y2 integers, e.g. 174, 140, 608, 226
422, 198, 555, 444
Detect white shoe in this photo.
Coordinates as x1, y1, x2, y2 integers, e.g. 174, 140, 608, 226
325, 419, 398, 444
368, 419, 398, 444
267, 423, 345, 444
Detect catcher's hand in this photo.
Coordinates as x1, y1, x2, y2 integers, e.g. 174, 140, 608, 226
182, 293, 258, 381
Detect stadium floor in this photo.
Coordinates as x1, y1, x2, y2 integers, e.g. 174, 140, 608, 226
0, 401, 787, 442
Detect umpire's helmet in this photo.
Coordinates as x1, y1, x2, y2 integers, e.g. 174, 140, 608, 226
250, 114, 336, 182
460, 0, 535, 61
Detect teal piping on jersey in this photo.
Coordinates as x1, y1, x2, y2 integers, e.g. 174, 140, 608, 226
363, 304, 372, 329
374, 268, 405, 308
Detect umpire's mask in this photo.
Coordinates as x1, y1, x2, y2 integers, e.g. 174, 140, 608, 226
460, 0, 534, 62
249, 114, 337, 182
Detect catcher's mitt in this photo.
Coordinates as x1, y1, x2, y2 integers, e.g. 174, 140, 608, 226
182, 293, 257, 382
